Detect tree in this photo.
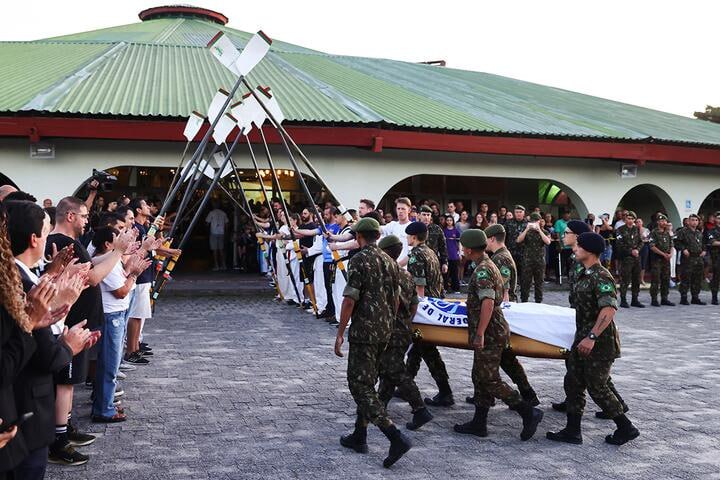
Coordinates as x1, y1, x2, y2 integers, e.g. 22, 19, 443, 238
694, 105, 720, 123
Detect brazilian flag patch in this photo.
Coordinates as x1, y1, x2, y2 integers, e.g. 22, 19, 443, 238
476, 269, 489, 279
599, 283, 614, 293
500, 266, 511, 276
409, 256, 416, 264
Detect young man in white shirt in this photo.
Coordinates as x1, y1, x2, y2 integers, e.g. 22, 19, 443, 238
381, 197, 414, 266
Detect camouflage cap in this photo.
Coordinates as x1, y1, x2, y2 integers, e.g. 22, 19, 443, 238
460, 229, 487, 249
419, 205, 433, 213
513, 204, 526, 211
656, 213, 668, 221
378, 234, 402, 249
351, 217, 380, 233
625, 210, 637, 219
714, 211, 720, 218
529, 212, 542, 221
484, 224, 505, 238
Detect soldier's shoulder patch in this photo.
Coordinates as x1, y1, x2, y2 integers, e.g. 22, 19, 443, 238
599, 282, 614, 293
500, 266, 511, 276
476, 269, 490, 279
408, 255, 417, 264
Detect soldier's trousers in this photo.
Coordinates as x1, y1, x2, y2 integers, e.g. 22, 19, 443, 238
679, 256, 704, 297
377, 342, 425, 412
472, 346, 522, 409
520, 258, 545, 303
499, 348, 532, 393
619, 256, 641, 299
710, 256, 720, 295
564, 350, 624, 418
347, 342, 393, 430
406, 343, 450, 387
650, 258, 671, 300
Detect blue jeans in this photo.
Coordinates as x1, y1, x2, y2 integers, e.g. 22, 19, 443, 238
92, 310, 128, 418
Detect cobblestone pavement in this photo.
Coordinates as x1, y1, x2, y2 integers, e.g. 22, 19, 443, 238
48, 284, 720, 480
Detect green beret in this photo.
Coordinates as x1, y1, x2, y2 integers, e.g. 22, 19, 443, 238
529, 212, 541, 221
656, 213, 668, 221
484, 224, 505, 238
625, 211, 637, 219
378, 234, 402, 250
460, 229, 487, 249
351, 217, 380, 233
513, 204, 526, 211
419, 205, 433, 213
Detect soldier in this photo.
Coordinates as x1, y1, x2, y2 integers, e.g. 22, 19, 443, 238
706, 212, 720, 305
649, 213, 675, 307
334, 218, 412, 468
547, 232, 639, 445
376, 235, 434, 430
615, 211, 645, 308
517, 212, 551, 303
504, 205, 528, 282
465, 224, 540, 407
404, 222, 454, 407
418, 205, 448, 276
454, 229, 543, 440
675, 214, 707, 305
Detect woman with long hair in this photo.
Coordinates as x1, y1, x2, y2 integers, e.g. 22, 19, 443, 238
473, 212, 488, 230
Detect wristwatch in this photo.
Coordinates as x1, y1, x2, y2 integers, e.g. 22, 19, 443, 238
587, 332, 598, 341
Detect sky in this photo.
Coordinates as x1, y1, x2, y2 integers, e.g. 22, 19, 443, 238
3, 0, 718, 118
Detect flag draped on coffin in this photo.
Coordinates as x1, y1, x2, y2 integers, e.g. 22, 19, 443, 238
413, 298, 576, 350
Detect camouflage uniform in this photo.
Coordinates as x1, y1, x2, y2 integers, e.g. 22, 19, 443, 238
426, 222, 448, 269
343, 244, 400, 430
504, 219, 528, 283
377, 269, 425, 411
567, 254, 584, 308
675, 227, 704, 298
706, 226, 720, 299
615, 224, 642, 301
648, 228, 673, 302
405, 244, 450, 388
520, 227, 546, 303
565, 263, 624, 418
492, 246, 517, 302
466, 254, 523, 409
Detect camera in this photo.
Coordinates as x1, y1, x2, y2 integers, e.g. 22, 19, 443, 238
88, 169, 117, 192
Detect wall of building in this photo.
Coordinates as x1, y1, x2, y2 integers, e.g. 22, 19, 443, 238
2, 136, 720, 225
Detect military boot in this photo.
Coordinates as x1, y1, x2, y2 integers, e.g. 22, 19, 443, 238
379, 424, 412, 468
661, 298, 675, 306
691, 296, 707, 305
424, 380, 454, 407
630, 297, 645, 308
406, 407, 433, 431
605, 414, 640, 445
712, 293, 719, 305
651, 297, 660, 307
551, 400, 567, 412
515, 401, 544, 441
546, 413, 583, 444
453, 406, 489, 437
620, 297, 630, 308
340, 426, 368, 453
680, 295, 689, 305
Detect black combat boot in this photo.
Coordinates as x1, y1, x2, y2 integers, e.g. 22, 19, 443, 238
661, 298, 675, 306
651, 297, 660, 307
519, 388, 540, 407
712, 293, 719, 305
630, 297, 645, 308
406, 407, 433, 431
691, 296, 707, 305
453, 406, 489, 437
680, 295, 689, 305
546, 413, 583, 444
424, 380, 454, 407
551, 400, 567, 412
620, 297, 630, 308
515, 401, 544, 441
379, 424, 412, 468
605, 414, 640, 445
340, 425, 368, 453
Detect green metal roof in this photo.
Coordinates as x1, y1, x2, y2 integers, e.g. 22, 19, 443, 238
1, 10, 719, 147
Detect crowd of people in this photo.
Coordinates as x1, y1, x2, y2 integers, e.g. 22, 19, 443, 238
0, 182, 178, 479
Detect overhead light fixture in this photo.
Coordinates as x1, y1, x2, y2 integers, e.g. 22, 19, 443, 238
620, 164, 637, 179
30, 142, 55, 159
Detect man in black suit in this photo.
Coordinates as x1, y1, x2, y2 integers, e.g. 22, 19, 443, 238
6, 201, 97, 478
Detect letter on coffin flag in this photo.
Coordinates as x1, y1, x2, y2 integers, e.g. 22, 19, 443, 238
208, 30, 272, 77
212, 113, 238, 145
183, 111, 205, 142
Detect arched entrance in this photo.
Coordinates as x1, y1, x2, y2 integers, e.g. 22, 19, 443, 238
700, 188, 720, 217
616, 184, 680, 226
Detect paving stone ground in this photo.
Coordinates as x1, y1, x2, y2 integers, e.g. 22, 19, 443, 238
48, 281, 720, 480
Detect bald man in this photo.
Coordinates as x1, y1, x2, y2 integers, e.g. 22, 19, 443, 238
0, 184, 18, 201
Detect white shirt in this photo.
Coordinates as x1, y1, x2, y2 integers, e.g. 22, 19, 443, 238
447, 212, 460, 223
381, 220, 412, 262
206, 209, 229, 235
101, 260, 131, 313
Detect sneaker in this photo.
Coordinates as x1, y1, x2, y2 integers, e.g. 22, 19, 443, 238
117, 370, 127, 380
125, 352, 149, 365
119, 361, 137, 372
114, 386, 125, 398
139, 350, 154, 356
48, 443, 89, 466
67, 424, 96, 447
139, 343, 152, 352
